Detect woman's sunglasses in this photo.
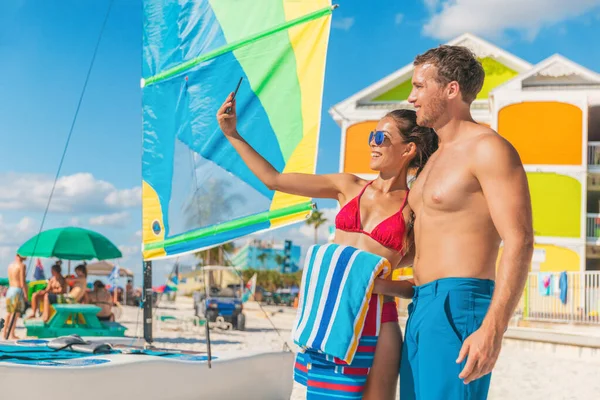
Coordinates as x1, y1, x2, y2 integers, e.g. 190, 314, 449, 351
369, 130, 386, 146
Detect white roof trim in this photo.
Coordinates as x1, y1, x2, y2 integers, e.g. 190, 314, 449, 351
492, 54, 600, 93
329, 32, 533, 122
446, 33, 532, 72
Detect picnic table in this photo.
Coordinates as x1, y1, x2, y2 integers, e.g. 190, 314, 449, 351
24, 304, 127, 338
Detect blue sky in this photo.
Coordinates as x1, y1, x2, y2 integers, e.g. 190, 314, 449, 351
1, 0, 599, 285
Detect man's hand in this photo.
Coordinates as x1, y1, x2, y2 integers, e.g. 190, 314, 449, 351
456, 324, 503, 384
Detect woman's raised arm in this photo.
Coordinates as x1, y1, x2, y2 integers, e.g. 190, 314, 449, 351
217, 93, 356, 200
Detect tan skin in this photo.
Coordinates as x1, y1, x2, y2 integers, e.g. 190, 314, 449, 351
28, 267, 67, 319
67, 269, 88, 303
89, 285, 113, 319
3, 255, 28, 339
377, 62, 534, 384
41, 268, 87, 322
217, 94, 415, 400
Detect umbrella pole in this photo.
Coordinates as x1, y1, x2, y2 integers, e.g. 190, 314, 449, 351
143, 260, 153, 344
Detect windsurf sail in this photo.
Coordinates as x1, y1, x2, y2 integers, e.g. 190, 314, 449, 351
142, 0, 334, 260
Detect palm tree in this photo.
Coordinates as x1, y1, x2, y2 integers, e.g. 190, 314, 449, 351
256, 252, 268, 271
273, 253, 285, 270
305, 210, 328, 244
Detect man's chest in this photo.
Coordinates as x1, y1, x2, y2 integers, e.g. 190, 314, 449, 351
409, 150, 479, 213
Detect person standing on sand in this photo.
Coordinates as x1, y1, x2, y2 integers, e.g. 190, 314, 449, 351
3, 254, 29, 339
374, 45, 534, 400
217, 95, 438, 399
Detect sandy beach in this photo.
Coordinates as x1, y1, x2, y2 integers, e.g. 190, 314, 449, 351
2, 297, 600, 399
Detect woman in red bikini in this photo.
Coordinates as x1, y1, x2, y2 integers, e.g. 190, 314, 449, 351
217, 93, 438, 399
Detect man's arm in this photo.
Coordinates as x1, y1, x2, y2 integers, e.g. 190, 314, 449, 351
20, 264, 28, 295
457, 134, 534, 383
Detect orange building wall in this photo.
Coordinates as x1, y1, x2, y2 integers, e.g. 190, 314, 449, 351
343, 121, 378, 174
497, 102, 583, 165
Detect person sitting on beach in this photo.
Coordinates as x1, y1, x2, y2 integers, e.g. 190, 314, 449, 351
67, 264, 88, 303
217, 96, 438, 399
88, 280, 114, 322
28, 262, 67, 319
41, 264, 88, 322
3, 254, 28, 340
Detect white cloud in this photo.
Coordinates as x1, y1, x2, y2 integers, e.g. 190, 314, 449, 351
422, 0, 600, 41
0, 245, 16, 261
0, 172, 141, 213
105, 187, 142, 208
332, 17, 355, 31
89, 212, 130, 228
135, 230, 142, 238
0, 215, 38, 268
395, 13, 405, 25
0, 215, 37, 245
424, 0, 440, 12
66, 217, 82, 227
118, 244, 140, 258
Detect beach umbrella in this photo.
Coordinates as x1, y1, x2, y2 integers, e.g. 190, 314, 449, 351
17, 227, 122, 261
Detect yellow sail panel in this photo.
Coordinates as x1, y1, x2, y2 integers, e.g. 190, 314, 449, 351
270, 1, 332, 214
142, 181, 166, 259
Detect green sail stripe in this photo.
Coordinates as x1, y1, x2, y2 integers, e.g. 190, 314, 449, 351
142, 5, 333, 88
209, 0, 304, 161
144, 201, 313, 251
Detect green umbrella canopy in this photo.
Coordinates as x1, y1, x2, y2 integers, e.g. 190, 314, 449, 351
17, 227, 122, 261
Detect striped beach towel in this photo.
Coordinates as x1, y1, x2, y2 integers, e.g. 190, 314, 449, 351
292, 244, 391, 364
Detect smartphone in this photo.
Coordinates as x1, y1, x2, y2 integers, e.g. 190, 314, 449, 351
225, 77, 243, 114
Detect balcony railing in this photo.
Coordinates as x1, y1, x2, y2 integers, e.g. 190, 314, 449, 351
397, 272, 600, 325
588, 142, 600, 166
587, 213, 600, 240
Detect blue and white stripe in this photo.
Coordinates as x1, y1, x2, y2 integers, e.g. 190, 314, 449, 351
292, 243, 390, 364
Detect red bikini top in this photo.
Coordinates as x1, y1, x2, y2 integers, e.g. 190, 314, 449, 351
335, 181, 409, 253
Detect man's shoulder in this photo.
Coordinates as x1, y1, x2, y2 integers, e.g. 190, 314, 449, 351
470, 130, 523, 170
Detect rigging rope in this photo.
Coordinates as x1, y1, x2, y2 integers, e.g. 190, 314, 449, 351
24, 0, 115, 278
4, 0, 114, 341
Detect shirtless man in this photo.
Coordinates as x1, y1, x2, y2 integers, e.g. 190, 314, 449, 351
376, 45, 534, 399
3, 254, 28, 339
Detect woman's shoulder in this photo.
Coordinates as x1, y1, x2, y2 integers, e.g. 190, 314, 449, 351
336, 174, 369, 191
335, 174, 369, 204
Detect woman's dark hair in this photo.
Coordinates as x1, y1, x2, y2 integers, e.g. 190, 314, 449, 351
93, 280, 105, 289
384, 109, 438, 243
75, 264, 88, 277
385, 109, 438, 178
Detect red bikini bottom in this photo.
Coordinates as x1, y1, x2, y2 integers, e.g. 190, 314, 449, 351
381, 300, 399, 323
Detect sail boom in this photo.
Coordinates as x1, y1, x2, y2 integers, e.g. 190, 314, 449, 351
144, 201, 313, 253
142, 5, 334, 87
